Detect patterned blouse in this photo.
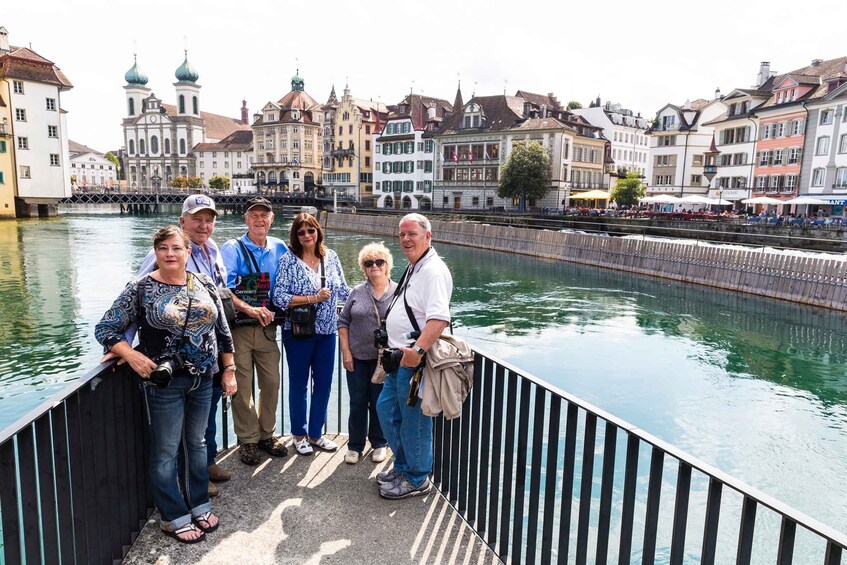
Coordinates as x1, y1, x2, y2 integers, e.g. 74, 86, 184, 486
272, 248, 351, 335
95, 273, 234, 377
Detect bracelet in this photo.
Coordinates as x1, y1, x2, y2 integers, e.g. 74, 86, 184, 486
307, 295, 312, 304
223, 365, 236, 372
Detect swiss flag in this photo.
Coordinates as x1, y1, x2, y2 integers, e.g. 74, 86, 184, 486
469, 152, 474, 164
452, 151, 458, 164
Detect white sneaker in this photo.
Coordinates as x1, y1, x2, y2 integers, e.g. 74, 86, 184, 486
344, 450, 360, 464
293, 438, 313, 456
308, 436, 338, 452
371, 447, 388, 463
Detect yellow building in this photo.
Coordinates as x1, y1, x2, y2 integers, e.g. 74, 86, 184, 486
0, 87, 15, 218
325, 85, 387, 205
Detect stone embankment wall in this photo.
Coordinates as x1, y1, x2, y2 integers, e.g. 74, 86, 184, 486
326, 213, 847, 311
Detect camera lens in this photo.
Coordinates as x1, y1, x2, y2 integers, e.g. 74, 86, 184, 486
149, 359, 174, 388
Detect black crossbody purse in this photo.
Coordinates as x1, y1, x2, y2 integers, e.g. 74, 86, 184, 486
290, 258, 324, 339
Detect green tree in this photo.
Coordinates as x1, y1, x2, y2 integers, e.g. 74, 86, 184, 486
208, 175, 231, 191
104, 151, 121, 175
187, 176, 204, 189
171, 176, 189, 188
567, 100, 583, 110
611, 171, 646, 207
497, 141, 551, 211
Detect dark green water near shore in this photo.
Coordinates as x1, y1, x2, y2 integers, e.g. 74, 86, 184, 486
1, 208, 845, 542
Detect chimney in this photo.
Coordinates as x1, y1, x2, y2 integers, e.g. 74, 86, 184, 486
241, 99, 249, 124
540, 103, 547, 118
757, 62, 771, 87
683, 99, 691, 110
0, 26, 8, 53
812, 59, 823, 67
715, 87, 721, 99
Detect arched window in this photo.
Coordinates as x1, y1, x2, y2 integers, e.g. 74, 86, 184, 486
128, 139, 135, 154
179, 139, 186, 154
192, 96, 198, 115
164, 138, 171, 154
180, 166, 187, 176
179, 95, 185, 114
150, 135, 159, 155
128, 98, 135, 116
139, 139, 146, 155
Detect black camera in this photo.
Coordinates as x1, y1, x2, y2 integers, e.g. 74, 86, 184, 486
381, 348, 404, 374
374, 321, 389, 349
149, 352, 184, 388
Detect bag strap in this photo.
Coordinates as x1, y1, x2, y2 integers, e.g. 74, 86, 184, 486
368, 291, 382, 326
235, 237, 261, 275
320, 257, 326, 289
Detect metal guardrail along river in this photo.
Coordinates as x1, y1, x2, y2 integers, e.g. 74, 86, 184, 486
1, 345, 845, 564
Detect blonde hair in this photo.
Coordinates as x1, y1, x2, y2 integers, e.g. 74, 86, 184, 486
357, 242, 393, 277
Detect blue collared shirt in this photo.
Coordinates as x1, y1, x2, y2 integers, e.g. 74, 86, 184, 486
220, 233, 288, 289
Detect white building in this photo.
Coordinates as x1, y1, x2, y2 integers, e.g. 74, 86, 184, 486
194, 130, 255, 193
122, 52, 249, 190
68, 140, 117, 189
374, 94, 452, 209
803, 74, 847, 198
0, 26, 73, 217
646, 97, 726, 197
573, 99, 650, 176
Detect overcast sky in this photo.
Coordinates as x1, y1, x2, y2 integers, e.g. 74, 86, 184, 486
5, 0, 846, 152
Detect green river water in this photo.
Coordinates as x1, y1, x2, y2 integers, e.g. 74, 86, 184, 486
0, 208, 845, 556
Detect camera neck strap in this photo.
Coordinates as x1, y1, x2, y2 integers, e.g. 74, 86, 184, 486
384, 247, 431, 334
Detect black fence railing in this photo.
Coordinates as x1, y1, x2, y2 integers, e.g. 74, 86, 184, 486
3, 344, 846, 564
432, 350, 847, 565
0, 363, 152, 565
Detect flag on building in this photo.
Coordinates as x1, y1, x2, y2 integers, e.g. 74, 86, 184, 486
452, 151, 458, 164
469, 152, 474, 164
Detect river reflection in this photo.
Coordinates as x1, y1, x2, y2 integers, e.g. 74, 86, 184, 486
0, 211, 845, 535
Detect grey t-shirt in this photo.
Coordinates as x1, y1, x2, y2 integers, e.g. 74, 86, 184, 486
338, 280, 398, 360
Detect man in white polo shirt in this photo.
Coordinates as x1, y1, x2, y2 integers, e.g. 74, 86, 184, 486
376, 213, 453, 499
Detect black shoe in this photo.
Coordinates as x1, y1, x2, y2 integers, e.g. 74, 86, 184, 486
258, 436, 288, 457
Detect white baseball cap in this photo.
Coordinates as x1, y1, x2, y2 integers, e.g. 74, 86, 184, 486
182, 194, 217, 216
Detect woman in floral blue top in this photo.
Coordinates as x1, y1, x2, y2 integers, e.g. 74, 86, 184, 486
272, 213, 350, 455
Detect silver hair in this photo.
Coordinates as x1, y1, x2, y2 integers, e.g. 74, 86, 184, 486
399, 213, 431, 234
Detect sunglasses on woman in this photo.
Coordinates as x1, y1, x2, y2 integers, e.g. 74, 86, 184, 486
297, 227, 317, 236
364, 259, 386, 268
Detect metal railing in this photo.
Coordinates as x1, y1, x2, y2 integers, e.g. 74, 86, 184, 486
3, 344, 846, 564
432, 350, 847, 564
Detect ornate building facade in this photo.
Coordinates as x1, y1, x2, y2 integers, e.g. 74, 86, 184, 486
252, 73, 323, 194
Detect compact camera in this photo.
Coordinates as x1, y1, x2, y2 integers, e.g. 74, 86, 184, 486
374, 321, 389, 349
381, 348, 404, 374
149, 352, 184, 388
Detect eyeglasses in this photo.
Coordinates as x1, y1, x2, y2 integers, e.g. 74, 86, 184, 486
296, 227, 317, 237
363, 259, 386, 268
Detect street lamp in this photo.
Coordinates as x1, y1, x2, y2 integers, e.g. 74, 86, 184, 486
703, 135, 719, 212
151, 174, 162, 193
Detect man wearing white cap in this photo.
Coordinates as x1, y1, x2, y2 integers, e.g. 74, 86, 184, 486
137, 194, 232, 496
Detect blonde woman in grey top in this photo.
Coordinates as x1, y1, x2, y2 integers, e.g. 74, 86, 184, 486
338, 242, 398, 465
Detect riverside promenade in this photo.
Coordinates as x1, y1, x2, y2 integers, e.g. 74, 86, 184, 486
122, 435, 497, 565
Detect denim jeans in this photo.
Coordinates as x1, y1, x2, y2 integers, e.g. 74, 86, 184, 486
142, 373, 212, 530
376, 366, 432, 488
205, 383, 223, 466
346, 358, 386, 453
282, 331, 336, 438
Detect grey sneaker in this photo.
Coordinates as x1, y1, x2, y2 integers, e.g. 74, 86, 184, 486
376, 468, 401, 485
379, 478, 431, 500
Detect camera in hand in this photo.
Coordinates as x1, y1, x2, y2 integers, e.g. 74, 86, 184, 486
381, 348, 404, 374
149, 352, 184, 388
374, 321, 388, 349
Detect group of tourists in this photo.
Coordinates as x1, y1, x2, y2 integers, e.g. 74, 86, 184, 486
94, 195, 453, 544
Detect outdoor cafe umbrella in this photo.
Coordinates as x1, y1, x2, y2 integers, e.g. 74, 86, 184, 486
782, 196, 831, 205
650, 194, 683, 204
571, 189, 612, 200
679, 195, 714, 205
704, 197, 734, 206
741, 196, 783, 205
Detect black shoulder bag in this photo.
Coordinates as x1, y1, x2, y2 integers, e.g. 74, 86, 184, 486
289, 258, 325, 339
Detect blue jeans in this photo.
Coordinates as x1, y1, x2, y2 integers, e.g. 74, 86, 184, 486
282, 331, 335, 438
206, 383, 223, 466
376, 366, 432, 488
346, 358, 387, 453
142, 373, 212, 530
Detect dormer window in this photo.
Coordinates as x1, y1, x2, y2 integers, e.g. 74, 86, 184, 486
266, 113, 275, 122
462, 103, 482, 129
292, 109, 300, 121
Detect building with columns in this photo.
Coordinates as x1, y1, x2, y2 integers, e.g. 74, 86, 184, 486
121, 51, 248, 190
0, 26, 73, 217
374, 92, 452, 210
252, 73, 323, 194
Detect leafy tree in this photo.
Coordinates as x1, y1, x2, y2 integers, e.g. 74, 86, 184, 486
611, 171, 646, 207
497, 141, 551, 211
208, 175, 231, 191
104, 151, 121, 175
171, 176, 189, 188
187, 176, 204, 189
567, 100, 583, 110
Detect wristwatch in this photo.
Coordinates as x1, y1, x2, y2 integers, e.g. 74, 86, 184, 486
413, 345, 426, 356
